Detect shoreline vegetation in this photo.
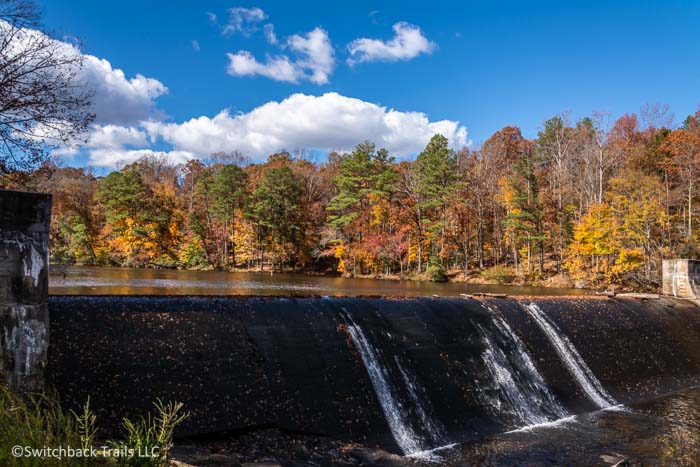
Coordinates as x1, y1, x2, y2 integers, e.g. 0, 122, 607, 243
50, 262, 603, 292
7, 107, 700, 294
0, 385, 187, 467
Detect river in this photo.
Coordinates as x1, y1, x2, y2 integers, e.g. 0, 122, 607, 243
48, 265, 592, 296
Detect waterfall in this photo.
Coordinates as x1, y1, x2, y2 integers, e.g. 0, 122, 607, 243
394, 355, 447, 441
524, 302, 617, 408
476, 305, 568, 426
341, 310, 445, 456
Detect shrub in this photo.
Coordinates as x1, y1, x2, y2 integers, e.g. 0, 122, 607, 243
178, 241, 210, 269
0, 386, 93, 466
427, 264, 448, 282
481, 265, 515, 284
0, 386, 187, 467
109, 399, 188, 467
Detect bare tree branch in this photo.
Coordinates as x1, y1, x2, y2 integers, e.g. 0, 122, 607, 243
0, 0, 94, 174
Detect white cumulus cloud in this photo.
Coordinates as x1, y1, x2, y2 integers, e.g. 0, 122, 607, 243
82, 124, 193, 167
0, 20, 167, 127
347, 22, 436, 65
87, 125, 148, 148
88, 148, 194, 168
226, 27, 334, 85
138, 92, 467, 162
82, 55, 168, 125
226, 51, 302, 83
80, 94, 468, 168
287, 27, 334, 85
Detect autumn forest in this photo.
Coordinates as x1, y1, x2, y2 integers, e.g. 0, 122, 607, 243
4, 105, 700, 289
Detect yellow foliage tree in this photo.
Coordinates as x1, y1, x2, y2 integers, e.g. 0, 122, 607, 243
566, 171, 668, 284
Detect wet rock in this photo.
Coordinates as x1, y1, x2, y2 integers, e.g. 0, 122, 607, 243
347, 447, 412, 466
207, 453, 241, 465
169, 460, 199, 467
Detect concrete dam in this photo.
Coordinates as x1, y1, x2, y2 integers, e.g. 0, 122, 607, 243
47, 294, 700, 456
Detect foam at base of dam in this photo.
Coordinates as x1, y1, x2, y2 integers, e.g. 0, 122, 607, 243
47, 295, 700, 454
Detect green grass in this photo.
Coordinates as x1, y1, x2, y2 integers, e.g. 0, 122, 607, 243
0, 385, 187, 467
108, 400, 188, 467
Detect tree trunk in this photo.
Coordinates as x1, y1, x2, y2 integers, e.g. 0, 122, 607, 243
477, 200, 484, 268
231, 214, 236, 268
689, 184, 693, 240
223, 218, 228, 269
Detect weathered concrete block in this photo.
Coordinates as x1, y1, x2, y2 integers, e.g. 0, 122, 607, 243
662, 259, 700, 299
0, 189, 51, 391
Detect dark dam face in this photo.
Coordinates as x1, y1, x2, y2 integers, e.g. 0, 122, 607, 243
47, 295, 700, 455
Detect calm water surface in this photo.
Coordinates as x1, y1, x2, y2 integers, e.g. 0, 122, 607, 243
49, 266, 593, 296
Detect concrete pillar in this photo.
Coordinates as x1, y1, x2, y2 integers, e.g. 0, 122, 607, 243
0, 189, 51, 391
662, 259, 700, 299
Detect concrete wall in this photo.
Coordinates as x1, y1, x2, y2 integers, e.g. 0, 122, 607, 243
662, 259, 700, 299
48, 295, 700, 451
0, 189, 51, 391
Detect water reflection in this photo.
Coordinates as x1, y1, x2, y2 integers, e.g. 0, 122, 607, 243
49, 266, 593, 297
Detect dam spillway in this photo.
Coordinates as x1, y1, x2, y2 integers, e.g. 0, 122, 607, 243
47, 295, 700, 455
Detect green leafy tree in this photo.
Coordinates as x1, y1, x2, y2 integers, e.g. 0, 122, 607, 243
246, 166, 304, 270
415, 134, 458, 264
501, 151, 546, 273
210, 164, 248, 268
327, 141, 396, 274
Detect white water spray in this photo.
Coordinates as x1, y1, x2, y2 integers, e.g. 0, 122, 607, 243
476, 306, 567, 426
342, 311, 444, 456
524, 303, 617, 408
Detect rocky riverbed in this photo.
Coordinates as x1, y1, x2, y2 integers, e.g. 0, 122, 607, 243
169, 429, 426, 467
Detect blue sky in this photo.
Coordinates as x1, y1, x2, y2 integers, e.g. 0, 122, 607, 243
37, 0, 700, 167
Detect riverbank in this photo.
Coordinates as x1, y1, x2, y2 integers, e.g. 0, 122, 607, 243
51, 262, 585, 286
51, 261, 654, 293
48, 265, 594, 296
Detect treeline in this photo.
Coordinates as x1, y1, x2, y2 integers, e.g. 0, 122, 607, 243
5, 106, 700, 287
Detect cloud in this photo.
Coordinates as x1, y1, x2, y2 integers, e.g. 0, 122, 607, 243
79, 124, 193, 167
138, 92, 467, 162
0, 19, 167, 128
191, 40, 200, 51
87, 125, 148, 148
226, 27, 334, 85
82, 55, 168, 125
287, 27, 334, 85
222, 7, 267, 36
263, 23, 277, 45
82, 93, 467, 167
347, 22, 436, 65
88, 148, 194, 168
226, 51, 302, 83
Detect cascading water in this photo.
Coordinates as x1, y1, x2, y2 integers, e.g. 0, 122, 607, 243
523, 302, 617, 408
340, 309, 446, 456
476, 305, 568, 426
394, 356, 447, 442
